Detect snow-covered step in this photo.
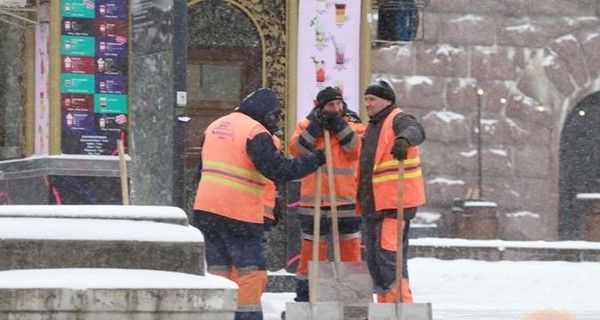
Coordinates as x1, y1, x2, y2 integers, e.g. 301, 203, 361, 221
0, 205, 189, 225
410, 238, 600, 262
0, 269, 237, 320
0, 217, 205, 275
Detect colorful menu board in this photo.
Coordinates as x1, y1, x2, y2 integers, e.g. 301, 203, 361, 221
60, 0, 129, 155
296, 0, 361, 121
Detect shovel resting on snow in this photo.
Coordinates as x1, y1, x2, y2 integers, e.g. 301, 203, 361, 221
286, 130, 372, 319
368, 160, 432, 320
285, 167, 344, 319
313, 130, 372, 306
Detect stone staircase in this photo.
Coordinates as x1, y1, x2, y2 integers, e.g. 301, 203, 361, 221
0, 205, 237, 320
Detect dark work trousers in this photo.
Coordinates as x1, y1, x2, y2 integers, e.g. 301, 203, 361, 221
192, 212, 266, 320
363, 214, 411, 295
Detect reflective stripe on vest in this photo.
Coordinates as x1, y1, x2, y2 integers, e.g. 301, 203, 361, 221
372, 156, 423, 183
202, 160, 266, 195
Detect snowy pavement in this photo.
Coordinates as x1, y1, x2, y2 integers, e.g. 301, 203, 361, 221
262, 258, 600, 320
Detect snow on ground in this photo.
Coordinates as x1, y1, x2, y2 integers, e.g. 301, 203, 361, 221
263, 258, 600, 320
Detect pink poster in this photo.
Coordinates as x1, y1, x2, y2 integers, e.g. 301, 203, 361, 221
296, 0, 361, 122
34, 4, 50, 155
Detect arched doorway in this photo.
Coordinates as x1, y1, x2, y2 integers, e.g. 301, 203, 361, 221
559, 92, 600, 239
185, 0, 263, 167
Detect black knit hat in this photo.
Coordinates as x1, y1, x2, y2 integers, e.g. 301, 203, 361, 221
364, 80, 395, 104
316, 86, 343, 109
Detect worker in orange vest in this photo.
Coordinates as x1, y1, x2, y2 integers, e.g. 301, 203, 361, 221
191, 88, 325, 320
358, 80, 426, 303
288, 86, 366, 302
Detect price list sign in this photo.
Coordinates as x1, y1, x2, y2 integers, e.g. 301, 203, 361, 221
296, 0, 361, 121
60, 0, 129, 155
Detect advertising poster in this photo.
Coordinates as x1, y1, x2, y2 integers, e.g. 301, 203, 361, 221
296, 0, 361, 121
62, 56, 96, 74
60, 0, 129, 155
61, 35, 96, 56
61, 0, 95, 18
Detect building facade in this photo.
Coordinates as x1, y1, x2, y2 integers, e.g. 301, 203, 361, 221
1, 0, 600, 243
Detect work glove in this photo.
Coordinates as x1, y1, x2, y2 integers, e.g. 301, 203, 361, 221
391, 137, 411, 160
315, 109, 338, 131
313, 149, 326, 165
272, 195, 284, 227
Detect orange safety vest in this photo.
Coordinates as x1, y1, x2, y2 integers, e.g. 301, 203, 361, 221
194, 112, 269, 224
289, 116, 365, 210
263, 136, 281, 221
372, 108, 426, 210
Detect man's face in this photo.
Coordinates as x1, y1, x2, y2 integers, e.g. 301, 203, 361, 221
322, 99, 344, 116
364, 95, 391, 117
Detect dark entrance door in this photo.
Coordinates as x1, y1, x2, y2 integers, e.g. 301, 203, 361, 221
185, 1, 262, 167
185, 46, 261, 166
559, 92, 600, 239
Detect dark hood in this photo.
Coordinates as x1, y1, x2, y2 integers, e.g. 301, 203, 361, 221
236, 88, 282, 127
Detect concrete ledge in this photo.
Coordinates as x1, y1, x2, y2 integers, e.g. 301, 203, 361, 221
0, 218, 205, 274
0, 269, 236, 320
0, 205, 189, 225
410, 238, 600, 262
0, 155, 124, 179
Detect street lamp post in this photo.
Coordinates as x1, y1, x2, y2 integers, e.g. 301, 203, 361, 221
476, 87, 484, 199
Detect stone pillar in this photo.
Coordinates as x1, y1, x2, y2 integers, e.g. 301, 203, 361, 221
576, 193, 600, 241
130, 0, 186, 206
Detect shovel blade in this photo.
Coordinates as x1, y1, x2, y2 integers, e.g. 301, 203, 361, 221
286, 302, 344, 320
368, 302, 433, 320
313, 261, 372, 303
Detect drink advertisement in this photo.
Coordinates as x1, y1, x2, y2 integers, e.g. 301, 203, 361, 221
60, 0, 129, 155
62, 56, 96, 74
296, 0, 361, 121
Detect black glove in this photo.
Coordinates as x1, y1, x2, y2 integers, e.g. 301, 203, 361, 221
391, 137, 411, 160
272, 195, 284, 227
315, 110, 338, 130
313, 149, 326, 165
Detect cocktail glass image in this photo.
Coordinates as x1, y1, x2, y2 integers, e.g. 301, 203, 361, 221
316, 0, 327, 11
335, 2, 346, 25
66, 113, 74, 127
335, 43, 345, 65
314, 60, 326, 83
314, 19, 326, 45
97, 58, 105, 73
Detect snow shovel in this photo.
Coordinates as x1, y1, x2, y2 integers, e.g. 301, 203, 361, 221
368, 160, 432, 320
285, 168, 344, 320
314, 131, 371, 310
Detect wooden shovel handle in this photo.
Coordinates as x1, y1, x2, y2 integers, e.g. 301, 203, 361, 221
309, 168, 323, 304
323, 130, 341, 262
396, 160, 405, 304
117, 139, 129, 206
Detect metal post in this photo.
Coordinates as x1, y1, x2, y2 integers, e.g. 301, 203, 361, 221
476, 88, 484, 199
172, 0, 188, 210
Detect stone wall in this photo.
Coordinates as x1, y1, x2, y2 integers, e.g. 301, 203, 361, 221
0, 24, 24, 160
371, 0, 600, 240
